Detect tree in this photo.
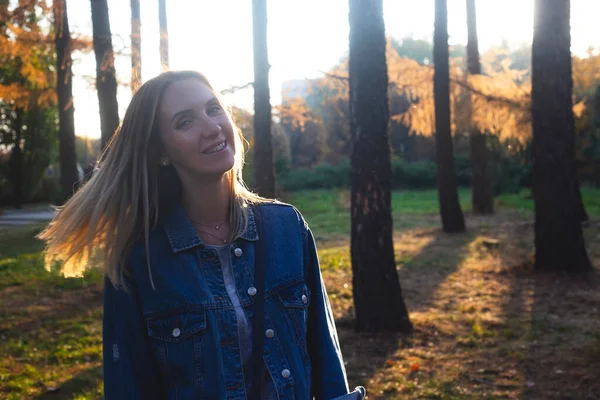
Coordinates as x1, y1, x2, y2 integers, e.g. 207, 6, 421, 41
54, 0, 79, 200
531, 0, 591, 272
348, 0, 412, 332
252, 0, 275, 197
91, 0, 119, 150
390, 36, 466, 65
159, 0, 168, 71
131, 0, 142, 93
466, 0, 493, 214
433, 0, 465, 232
0, 1, 60, 207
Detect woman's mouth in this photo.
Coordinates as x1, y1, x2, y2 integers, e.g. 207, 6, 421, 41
203, 140, 226, 154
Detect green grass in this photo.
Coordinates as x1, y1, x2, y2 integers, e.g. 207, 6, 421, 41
291, 188, 600, 237
0, 225, 102, 291
287, 189, 472, 237
496, 187, 600, 217
0, 225, 104, 399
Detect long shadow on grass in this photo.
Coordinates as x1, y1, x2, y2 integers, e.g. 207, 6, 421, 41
498, 221, 600, 399
332, 229, 474, 394
33, 366, 103, 400
397, 230, 474, 312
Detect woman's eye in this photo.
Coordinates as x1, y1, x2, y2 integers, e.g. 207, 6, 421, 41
177, 119, 192, 129
207, 104, 223, 115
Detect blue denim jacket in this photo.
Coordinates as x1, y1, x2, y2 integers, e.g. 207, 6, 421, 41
103, 202, 358, 399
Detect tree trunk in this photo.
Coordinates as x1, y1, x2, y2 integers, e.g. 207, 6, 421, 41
131, 0, 142, 93
54, 0, 79, 201
348, 0, 412, 333
531, 0, 591, 272
434, 0, 466, 232
252, 0, 275, 197
11, 108, 23, 209
158, 0, 169, 71
91, 0, 120, 151
466, 0, 493, 214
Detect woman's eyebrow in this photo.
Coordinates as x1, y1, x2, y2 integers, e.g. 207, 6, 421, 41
170, 98, 220, 122
170, 108, 193, 123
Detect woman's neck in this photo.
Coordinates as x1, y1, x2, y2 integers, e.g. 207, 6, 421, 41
180, 174, 231, 226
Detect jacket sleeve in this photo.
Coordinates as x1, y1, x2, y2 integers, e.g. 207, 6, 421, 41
304, 226, 350, 400
103, 275, 164, 399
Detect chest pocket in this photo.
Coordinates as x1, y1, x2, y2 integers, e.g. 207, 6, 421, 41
145, 307, 207, 390
277, 283, 311, 346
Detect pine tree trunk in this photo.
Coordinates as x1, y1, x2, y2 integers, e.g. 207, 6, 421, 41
252, 0, 275, 198
466, 0, 493, 214
11, 108, 23, 209
131, 0, 142, 93
531, 0, 591, 272
158, 0, 169, 71
348, 0, 412, 333
434, 0, 466, 232
54, 0, 79, 201
91, 0, 119, 151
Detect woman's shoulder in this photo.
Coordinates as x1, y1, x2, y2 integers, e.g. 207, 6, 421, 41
253, 200, 310, 244
255, 200, 307, 228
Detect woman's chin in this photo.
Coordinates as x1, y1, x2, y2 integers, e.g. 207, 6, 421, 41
196, 154, 236, 179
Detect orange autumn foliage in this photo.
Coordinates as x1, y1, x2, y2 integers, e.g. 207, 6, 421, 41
0, 0, 91, 111
296, 40, 599, 146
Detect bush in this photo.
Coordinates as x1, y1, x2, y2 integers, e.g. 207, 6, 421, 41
278, 158, 469, 192
278, 161, 351, 191
391, 159, 438, 189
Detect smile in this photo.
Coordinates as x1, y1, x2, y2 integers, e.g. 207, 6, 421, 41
203, 140, 226, 154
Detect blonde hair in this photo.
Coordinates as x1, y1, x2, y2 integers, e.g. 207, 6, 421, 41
38, 71, 265, 288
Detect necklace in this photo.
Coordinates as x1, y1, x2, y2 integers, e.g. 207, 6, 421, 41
196, 229, 229, 244
190, 218, 227, 231
192, 221, 230, 244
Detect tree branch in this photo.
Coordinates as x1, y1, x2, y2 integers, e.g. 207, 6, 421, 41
220, 82, 254, 95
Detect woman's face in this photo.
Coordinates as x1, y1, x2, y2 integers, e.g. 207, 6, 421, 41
158, 79, 236, 180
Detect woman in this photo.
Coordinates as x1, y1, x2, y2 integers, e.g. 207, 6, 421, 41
40, 71, 364, 399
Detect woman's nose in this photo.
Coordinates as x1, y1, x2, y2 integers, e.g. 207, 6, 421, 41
200, 117, 222, 138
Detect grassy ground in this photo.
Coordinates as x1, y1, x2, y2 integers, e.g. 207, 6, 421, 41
1, 189, 599, 399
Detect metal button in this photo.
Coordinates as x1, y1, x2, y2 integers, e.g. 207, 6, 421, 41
265, 329, 274, 339
302, 294, 308, 304
172, 328, 181, 338
281, 369, 291, 379
234, 248, 243, 257
248, 287, 257, 296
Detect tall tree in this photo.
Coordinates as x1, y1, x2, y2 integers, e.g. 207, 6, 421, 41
466, 0, 493, 214
91, 0, 119, 150
252, 0, 275, 197
531, 0, 591, 272
158, 0, 168, 71
131, 0, 142, 93
10, 108, 24, 208
434, 0, 466, 232
53, 0, 79, 200
1, 1, 61, 207
348, 0, 412, 332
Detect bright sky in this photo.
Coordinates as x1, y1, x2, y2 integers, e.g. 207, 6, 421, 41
67, 0, 600, 138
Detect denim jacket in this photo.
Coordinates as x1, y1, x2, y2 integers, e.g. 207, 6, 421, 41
103, 202, 360, 399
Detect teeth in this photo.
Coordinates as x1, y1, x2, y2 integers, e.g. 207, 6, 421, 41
206, 141, 225, 154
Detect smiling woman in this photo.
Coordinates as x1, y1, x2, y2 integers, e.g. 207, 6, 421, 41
37, 71, 364, 400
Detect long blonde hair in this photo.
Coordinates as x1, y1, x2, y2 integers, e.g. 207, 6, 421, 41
39, 71, 265, 288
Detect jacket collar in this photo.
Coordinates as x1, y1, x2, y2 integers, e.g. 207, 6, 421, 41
163, 202, 259, 253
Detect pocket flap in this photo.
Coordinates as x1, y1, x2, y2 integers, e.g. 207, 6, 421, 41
146, 308, 207, 343
278, 283, 310, 309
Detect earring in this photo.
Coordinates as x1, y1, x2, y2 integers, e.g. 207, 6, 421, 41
160, 158, 169, 166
